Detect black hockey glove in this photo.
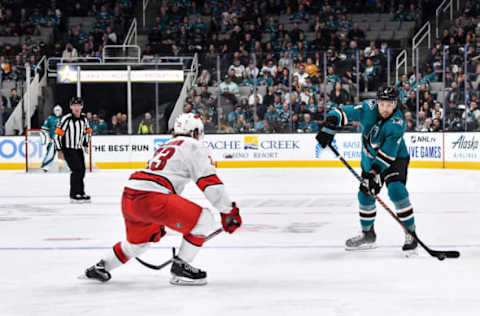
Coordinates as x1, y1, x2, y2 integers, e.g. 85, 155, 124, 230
360, 171, 382, 196
316, 115, 339, 148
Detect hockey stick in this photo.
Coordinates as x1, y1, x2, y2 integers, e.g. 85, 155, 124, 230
328, 143, 460, 260
136, 227, 224, 270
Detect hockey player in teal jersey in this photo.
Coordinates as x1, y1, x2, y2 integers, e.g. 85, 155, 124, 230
316, 86, 418, 256
40, 105, 63, 171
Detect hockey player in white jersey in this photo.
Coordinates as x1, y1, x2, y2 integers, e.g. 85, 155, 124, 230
82, 113, 242, 285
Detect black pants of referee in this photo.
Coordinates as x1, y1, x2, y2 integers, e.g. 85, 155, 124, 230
63, 149, 86, 197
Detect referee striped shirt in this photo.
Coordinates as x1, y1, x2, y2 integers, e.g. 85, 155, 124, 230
54, 113, 92, 150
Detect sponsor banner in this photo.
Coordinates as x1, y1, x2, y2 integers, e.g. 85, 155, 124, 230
404, 133, 443, 161
204, 134, 309, 161
0, 137, 43, 163
1, 133, 479, 169
91, 135, 163, 162
444, 133, 480, 162
57, 65, 184, 83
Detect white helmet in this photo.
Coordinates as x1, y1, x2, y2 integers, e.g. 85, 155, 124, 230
174, 113, 204, 139
53, 105, 63, 117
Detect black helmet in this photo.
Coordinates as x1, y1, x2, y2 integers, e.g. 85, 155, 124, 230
376, 86, 397, 101
70, 96, 84, 107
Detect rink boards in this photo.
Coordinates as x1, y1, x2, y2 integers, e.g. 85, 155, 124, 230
0, 132, 479, 170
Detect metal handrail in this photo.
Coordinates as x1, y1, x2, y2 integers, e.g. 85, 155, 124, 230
143, 0, 150, 28
395, 49, 407, 83
123, 18, 137, 46
412, 21, 431, 68
191, 53, 199, 79
46, 56, 102, 72
436, 0, 453, 39
141, 56, 195, 64
34, 55, 47, 74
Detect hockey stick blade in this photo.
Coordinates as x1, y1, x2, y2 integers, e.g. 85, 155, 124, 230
429, 250, 460, 260
327, 143, 461, 260
136, 257, 173, 270
136, 228, 224, 271
410, 231, 460, 260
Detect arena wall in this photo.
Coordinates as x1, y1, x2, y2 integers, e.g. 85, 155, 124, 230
0, 133, 478, 170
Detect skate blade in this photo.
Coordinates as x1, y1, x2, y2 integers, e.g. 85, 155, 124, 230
70, 199, 87, 204
169, 275, 207, 286
345, 242, 377, 251
403, 248, 418, 258
77, 273, 88, 280
78, 273, 110, 282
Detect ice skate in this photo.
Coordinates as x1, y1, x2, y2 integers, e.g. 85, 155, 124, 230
80, 260, 111, 282
170, 256, 207, 286
70, 194, 85, 204
345, 226, 377, 251
81, 194, 91, 203
402, 231, 418, 257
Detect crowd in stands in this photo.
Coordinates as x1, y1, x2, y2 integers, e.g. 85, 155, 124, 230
0, 0, 134, 134
396, 3, 480, 132
86, 111, 167, 135
161, 0, 454, 133
3, 0, 480, 135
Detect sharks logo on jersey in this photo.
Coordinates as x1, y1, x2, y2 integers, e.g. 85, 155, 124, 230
366, 124, 382, 150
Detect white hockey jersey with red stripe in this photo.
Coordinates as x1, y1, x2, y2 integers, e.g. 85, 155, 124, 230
125, 136, 232, 213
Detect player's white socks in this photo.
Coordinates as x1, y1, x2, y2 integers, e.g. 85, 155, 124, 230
177, 238, 200, 263
103, 248, 124, 271
103, 241, 150, 271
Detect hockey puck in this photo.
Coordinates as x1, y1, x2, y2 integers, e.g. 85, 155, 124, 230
438, 255, 446, 261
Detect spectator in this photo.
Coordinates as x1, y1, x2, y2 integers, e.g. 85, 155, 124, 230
264, 104, 280, 130
362, 58, 377, 91
330, 82, 351, 105
137, 112, 154, 134
62, 43, 78, 61
327, 66, 341, 85
120, 114, 128, 133
415, 111, 428, 131
246, 61, 259, 79
261, 60, 277, 77
90, 114, 108, 135
109, 115, 123, 135
9, 89, 21, 108
196, 70, 211, 87
304, 58, 318, 78
293, 64, 309, 86
219, 75, 239, 106
446, 82, 464, 105
228, 106, 243, 127
297, 113, 319, 132
348, 23, 365, 42
228, 59, 245, 82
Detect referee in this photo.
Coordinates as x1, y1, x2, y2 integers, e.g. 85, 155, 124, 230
54, 97, 92, 203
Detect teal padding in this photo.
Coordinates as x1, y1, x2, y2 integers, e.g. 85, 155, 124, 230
358, 190, 375, 209
402, 217, 415, 231
320, 126, 336, 135
358, 190, 376, 231
387, 181, 409, 203
360, 219, 375, 231
387, 181, 415, 230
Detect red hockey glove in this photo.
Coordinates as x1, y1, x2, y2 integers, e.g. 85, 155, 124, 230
221, 202, 242, 234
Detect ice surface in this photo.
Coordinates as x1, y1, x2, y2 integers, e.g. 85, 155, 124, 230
0, 168, 479, 316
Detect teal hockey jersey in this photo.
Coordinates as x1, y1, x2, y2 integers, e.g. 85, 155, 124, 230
329, 99, 409, 173
42, 115, 61, 139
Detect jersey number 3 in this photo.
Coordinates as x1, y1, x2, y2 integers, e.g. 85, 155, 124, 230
148, 147, 175, 171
